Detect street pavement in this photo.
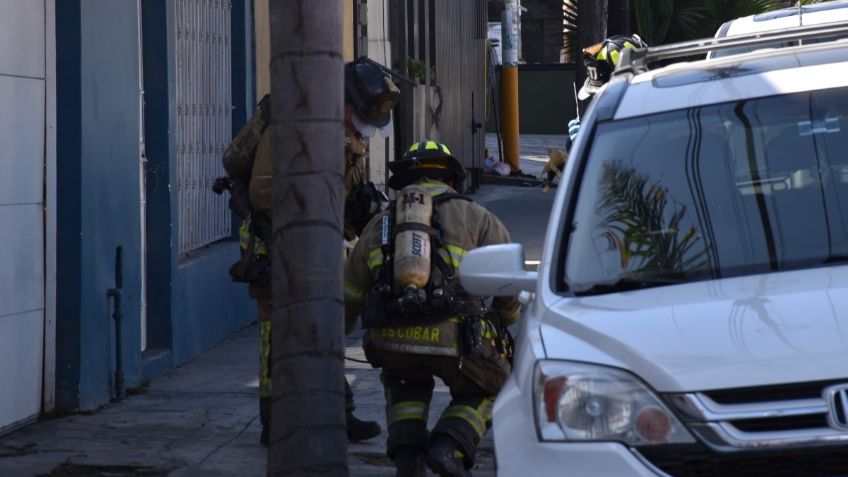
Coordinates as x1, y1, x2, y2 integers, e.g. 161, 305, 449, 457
0, 135, 560, 477
485, 132, 568, 180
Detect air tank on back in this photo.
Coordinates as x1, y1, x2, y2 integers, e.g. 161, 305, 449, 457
393, 184, 432, 293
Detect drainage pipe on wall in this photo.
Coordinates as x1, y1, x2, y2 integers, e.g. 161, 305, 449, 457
136, 0, 148, 352
107, 246, 125, 401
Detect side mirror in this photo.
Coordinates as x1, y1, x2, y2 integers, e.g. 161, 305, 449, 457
459, 244, 538, 296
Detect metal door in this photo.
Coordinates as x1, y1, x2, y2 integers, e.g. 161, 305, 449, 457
435, 0, 486, 180
0, 0, 47, 434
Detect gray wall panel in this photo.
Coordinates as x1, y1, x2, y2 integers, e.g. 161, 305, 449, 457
0, 76, 45, 206
0, 0, 45, 78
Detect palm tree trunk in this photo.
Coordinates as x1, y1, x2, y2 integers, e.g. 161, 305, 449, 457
268, 1, 348, 476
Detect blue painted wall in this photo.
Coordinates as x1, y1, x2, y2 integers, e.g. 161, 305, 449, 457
56, 0, 144, 410
55, 0, 83, 411
56, 0, 256, 411
171, 246, 254, 365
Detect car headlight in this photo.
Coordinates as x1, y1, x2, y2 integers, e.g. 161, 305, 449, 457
533, 360, 695, 445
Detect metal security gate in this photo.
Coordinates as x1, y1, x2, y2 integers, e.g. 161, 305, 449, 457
174, 0, 232, 255
0, 0, 48, 434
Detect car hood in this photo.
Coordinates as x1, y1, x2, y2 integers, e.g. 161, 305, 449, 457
541, 266, 848, 393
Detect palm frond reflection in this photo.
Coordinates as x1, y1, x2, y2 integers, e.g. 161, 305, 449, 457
598, 161, 711, 279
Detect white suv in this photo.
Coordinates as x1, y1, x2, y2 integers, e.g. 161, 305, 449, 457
461, 24, 848, 477
710, 0, 848, 58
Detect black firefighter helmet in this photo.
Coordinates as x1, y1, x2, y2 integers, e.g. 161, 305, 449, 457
345, 58, 401, 128
388, 140, 466, 190
578, 33, 647, 100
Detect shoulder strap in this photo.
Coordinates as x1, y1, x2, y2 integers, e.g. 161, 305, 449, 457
432, 193, 473, 206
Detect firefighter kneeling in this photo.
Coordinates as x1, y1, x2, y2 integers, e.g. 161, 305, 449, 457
344, 141, 520, 477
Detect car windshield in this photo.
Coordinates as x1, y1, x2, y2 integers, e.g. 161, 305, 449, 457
563, 87, 848, 295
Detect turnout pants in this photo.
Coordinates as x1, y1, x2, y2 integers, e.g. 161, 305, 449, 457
367, 347, 495, 468
258, 299, 357, 433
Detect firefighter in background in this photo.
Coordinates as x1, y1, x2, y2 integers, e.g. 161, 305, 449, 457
344, 141, 521, 477
244, 58, 400, 446
565, 34, 647, 153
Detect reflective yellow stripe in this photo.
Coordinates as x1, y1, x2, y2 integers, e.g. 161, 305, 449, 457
344, 280, 365, 302
610, 48, 620, 66
408, 142, 420, 152
442, 398, 493, 439
417, 181, 450, 197
597, 45, 608, 61
239, 222, 250, 248
481, 319, 498, 340
441, 143, 452, 155
425, 140, 439, 150
239, 220, 267, 255
367, 248, 384, 270
388, 401, 429, 424
438, 244, 466, 269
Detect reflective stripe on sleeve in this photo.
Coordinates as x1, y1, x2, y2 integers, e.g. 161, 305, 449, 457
367, 248, 384, 270
438, 243, 467, 269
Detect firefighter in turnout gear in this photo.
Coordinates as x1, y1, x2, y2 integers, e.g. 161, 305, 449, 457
228, 58, 399, 446
344, 140, 521, 477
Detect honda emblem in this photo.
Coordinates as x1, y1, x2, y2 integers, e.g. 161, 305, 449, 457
824, 384, 848, 431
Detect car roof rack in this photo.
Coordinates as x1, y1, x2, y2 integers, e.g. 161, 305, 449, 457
615, 20, 848, 76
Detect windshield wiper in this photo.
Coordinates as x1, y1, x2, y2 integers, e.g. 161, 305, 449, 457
573, 276, 684, 296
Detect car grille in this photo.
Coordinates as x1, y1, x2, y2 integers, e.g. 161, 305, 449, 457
634, 380, 848, 476
664, 379, 848, 451
636, 444, 848, 477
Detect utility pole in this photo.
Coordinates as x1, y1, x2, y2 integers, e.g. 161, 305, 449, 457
268, 1, 349, 476
501, 0, 521, 173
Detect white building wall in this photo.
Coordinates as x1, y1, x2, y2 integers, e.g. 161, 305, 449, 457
367, 0, 395, 192
0, 0, 49, 434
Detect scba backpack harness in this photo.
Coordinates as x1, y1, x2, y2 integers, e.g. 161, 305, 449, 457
362, 183, 485, 329
362, 184, 514, 394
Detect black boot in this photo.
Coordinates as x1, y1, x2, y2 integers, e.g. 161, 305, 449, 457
393, 446, 427, 477
427, 436, 471, 477
260, 425, 269, 447
347, 414, 381, 442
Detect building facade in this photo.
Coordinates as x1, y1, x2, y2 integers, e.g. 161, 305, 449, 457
1, 0, 489, 435
0, 0, 257, 434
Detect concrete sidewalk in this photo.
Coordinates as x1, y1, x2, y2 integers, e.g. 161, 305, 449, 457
485, 133, 568, 179
0, 325, 495, 476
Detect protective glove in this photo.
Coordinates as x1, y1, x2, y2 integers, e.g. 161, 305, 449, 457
568, 118, 581, 143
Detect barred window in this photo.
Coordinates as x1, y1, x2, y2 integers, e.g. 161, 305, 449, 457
175, 0, 232, 254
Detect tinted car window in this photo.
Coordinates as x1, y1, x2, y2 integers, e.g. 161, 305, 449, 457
563, 87, 848, 295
